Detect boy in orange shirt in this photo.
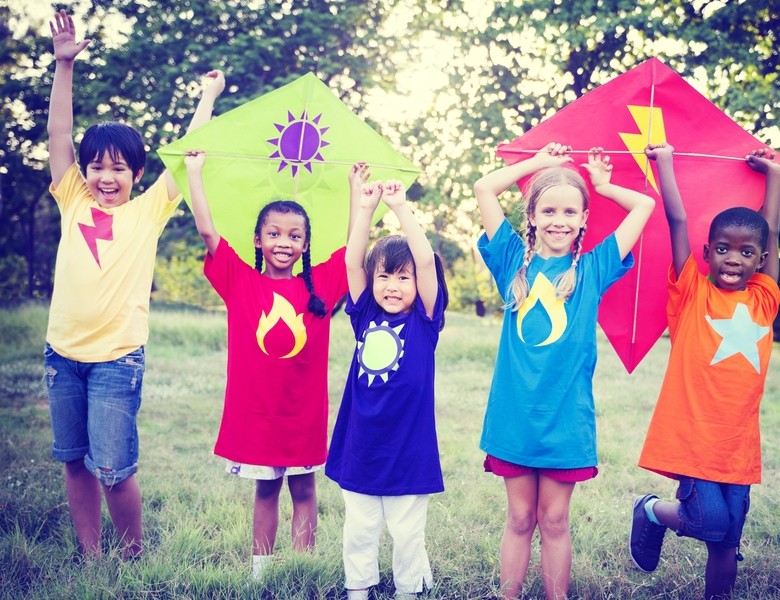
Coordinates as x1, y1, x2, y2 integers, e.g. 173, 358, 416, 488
631, 143, 780, 599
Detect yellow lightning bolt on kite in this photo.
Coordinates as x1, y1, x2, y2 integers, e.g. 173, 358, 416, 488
618, 106, 667, 194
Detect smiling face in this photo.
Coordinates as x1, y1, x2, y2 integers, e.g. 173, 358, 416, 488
255, 210, 309, 278
84, 151, 143, 208
372, 261, 417, 314
529, 184, 589, 258
704, 225, 767, 290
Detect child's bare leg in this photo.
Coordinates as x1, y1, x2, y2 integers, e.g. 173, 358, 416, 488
649, 499, 682, 530
64, 460, 102, 558
254, 478, 284, 554
103, 473, 143, 559
288, 472, 317, 551
705, 542, 737, 600
500, 474, 538, 599
537, 477, 575, 600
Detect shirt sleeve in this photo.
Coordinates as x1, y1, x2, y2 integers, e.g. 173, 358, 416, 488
477, 219, 526, 303
312, 246, 348, 308
584, 233, 635, 296
204, 237, 247, 302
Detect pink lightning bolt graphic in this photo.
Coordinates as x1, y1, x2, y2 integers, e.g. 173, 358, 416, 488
78, 207, 114, 268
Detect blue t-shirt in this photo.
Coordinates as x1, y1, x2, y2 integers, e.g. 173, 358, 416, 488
325, 286, 445, 495
478, 219, 633, 468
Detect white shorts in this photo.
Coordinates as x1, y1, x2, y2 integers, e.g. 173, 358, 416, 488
225, 461, 324, 480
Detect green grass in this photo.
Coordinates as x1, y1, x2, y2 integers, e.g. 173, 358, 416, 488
2, 302, 780, 599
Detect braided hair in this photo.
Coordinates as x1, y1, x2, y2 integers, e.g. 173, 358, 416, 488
506, 166, 589, 310
254, 200, 327, 318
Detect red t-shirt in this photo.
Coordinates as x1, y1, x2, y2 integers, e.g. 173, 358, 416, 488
204, 239, 347, 466
639, 256, 780, 484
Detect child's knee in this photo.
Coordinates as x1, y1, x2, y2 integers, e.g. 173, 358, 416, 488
288, 474, 316, 502
84, 457, 137, 487
506, 509, 536, 536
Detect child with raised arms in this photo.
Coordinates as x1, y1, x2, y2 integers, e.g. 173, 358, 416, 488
325, 174, 448, 600
44, 9, 223, 560
184, 150, 360, 578
631, 143, 780, 600
473, 143, 655, 599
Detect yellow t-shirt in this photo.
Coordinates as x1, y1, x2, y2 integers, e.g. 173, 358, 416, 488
46, 163, 181, 362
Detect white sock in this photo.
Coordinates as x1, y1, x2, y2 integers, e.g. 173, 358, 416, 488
347, 590, 369, 600
252, 554, 273, 579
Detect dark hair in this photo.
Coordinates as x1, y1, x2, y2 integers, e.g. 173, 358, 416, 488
365, 234, 449, 330
254, 200, 327, 318
78, 122, 146, 178
709, 206, 769, 250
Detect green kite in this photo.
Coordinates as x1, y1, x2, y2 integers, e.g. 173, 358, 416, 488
159, 72, 420, 267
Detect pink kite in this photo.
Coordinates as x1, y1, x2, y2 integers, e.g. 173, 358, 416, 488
497, 57, 775, 373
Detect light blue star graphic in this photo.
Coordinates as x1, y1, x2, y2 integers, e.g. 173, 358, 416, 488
704, 303, 769, 374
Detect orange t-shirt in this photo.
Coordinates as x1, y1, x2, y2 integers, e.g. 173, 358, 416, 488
639, 256, 780, 484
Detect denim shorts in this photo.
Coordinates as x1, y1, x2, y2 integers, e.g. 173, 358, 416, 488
44, 343, 145, 486
675, 476, 750, 548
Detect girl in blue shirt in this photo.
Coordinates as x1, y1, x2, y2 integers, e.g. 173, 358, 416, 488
473, 143, 654, 599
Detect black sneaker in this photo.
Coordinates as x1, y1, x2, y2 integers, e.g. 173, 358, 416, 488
630, 494, 667, 572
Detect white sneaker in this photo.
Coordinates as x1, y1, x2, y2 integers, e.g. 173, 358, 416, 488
347, 590, 369, 600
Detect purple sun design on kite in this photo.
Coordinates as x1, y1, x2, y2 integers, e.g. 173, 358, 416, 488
268, 110, 330, 176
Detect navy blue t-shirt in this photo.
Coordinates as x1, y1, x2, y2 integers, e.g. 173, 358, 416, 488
326, 286, 445, 495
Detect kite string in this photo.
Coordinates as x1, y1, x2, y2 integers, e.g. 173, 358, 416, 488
499, 148, 746, 161
161, 150, 421, 173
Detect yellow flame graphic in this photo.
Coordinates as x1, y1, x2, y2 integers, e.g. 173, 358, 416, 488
618, 105, 667, 194
256, 292, 307, 358
516, 274, 567, 346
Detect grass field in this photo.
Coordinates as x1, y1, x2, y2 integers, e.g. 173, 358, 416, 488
1, 302, 780, 599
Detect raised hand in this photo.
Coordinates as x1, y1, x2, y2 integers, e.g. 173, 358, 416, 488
361, 181, 383, 210
184, 149, 206, 171
645, 143, 675, 161
349, 162, 370, 198
581, 147, 613, 188
534, 142, 574, 169
50, 9, 90, 62
381, 180, 406, 210
746, 147, 779, 174
201, 70, 226, 102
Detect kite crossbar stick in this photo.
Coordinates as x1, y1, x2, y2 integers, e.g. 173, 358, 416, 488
499, 148, 746, 161
162, 150, 421, 174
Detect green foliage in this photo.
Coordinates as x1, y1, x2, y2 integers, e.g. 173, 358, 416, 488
447, 254, 501, 315
1, 0, 405, 300
2, 0, 778, 302
152, 239, 222, 308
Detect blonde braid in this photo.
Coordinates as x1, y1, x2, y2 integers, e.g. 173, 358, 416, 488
553, 224, 586, 301
506, 225, 536, 310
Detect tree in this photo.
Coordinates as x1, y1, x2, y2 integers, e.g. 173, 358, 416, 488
395, 0, 778, 312
0, 0, 405, 300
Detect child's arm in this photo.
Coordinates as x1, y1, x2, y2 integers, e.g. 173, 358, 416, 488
347, 162, 368, 240
581, 147, 655, 261
643, 143, 689, 276
747, 148, 780, 281
164, 71, 225, 199
473, 142, 574, 239
382, 181, 438, 318
345, 164, 382, 302
183, 150, 220, 256
47, 9, 91, 188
